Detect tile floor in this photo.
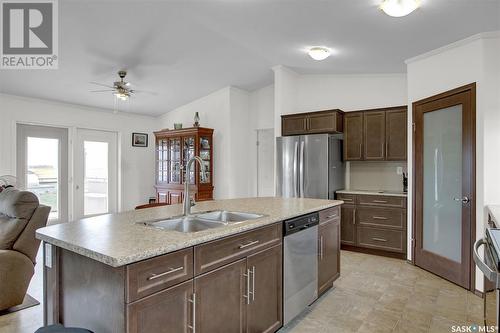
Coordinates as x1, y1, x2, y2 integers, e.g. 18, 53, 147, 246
0, 250, 484, 333
282, 251, 483, 333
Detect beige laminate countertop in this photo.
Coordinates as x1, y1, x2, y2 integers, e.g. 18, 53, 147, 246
336, 189, 407, 197
36, 197, 342, 267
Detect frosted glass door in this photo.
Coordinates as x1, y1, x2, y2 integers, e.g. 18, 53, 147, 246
422, 105, 462, 262
413, 84, 474, 289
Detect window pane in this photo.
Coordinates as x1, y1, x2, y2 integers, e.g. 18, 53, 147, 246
26, 137, 59, 220
84, 141, 109, 216
422, 105, 462, 262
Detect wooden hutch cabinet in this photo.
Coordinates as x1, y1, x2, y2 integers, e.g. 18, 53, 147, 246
154, 127, 214, 204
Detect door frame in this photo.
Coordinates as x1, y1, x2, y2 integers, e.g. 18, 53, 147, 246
16, 123, 70, 224
411, 83, 476, 291
74, 128, 119, 219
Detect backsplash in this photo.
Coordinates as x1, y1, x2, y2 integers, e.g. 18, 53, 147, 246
346, 161, 407, 192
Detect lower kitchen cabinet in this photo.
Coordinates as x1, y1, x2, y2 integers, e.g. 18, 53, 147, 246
340, 204, 356, 246
127, 280, 194, 333
318, 218, 341, 295
194, 258, 248, 333
336, 193, 407, 259
247, 245, 283, 333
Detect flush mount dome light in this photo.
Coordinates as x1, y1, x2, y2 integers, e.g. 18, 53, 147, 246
380, 0, 420, 17
308, 47, 331, 61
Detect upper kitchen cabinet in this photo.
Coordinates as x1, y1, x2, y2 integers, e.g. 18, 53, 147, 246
385, 108, 408, 161
344, 112, 364, 160
281, 110, 343, 136
343, 106, 407, 161
154, 127, 214, 204
364, 111, 386, 160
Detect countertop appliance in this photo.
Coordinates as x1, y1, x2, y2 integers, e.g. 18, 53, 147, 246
473, 227, 500, 328
283, 212, 319, 325
276, 134, 344, 200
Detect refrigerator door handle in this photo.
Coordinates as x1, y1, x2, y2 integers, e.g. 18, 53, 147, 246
299, 141, 305, 197
293, 141, 299, 197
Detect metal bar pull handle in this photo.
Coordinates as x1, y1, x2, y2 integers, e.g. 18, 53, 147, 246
372, 216, 388, 220
473, 238, 499, 285
373, 200, 388, 203
251, 266, 255, 302
299, 141, 305, 197
243, 269, 251, 304
188, 293, 196, 332
239, 240, 259, 249
319, 236, 324, 260
293, 142, 298, 197
372, 237, 387, 242
147, 266, 184, 281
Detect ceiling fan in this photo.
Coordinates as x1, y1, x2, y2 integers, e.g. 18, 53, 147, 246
90, 70, 137, 101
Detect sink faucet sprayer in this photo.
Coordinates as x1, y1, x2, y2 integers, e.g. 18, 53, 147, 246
183, 156, 206, 216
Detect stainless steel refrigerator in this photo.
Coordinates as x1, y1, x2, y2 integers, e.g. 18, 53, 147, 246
276, 134, 344, 199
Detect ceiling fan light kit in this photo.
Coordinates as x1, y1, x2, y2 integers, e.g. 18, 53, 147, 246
91, 70, 135, 101
380, 0, 420, 17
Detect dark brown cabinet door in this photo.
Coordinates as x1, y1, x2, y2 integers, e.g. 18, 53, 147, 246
281, 114, 308, 136
307, 111, 342, 134
385, 109, 407, 160
318, 219, 340, 295
194, 259, 247, 333
344, 113, 364, 160
363, 111, 385, 160
247, 244, 282, 333
127, 280, 193, 333
340, 205, 356, 245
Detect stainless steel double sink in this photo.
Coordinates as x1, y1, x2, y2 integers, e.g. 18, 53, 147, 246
139, 210, 265, 233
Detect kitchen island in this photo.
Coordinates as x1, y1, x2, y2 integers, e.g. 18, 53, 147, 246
36, 197, 343, 333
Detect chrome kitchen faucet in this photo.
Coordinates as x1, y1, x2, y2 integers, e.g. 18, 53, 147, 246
183, 156, 206, 216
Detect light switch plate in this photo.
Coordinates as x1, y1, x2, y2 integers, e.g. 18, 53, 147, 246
396, 167, 403, 175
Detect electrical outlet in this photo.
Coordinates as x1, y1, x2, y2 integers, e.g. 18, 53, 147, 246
396, 167, 403, 175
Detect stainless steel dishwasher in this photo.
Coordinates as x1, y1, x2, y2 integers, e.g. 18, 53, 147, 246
283, 212, 319, 325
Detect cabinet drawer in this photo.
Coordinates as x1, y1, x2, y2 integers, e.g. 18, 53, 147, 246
319, 206, 340, 223
357, 207, 405, 229
126, 248, 193, 303
336, 193, 356, 205
357, 227, 405, 253
194, 223, 282, 275
357, 195, 406, 208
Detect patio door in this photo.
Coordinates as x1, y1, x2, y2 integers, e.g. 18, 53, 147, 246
16, 124, 69, 224
413, 83, 476, 289
74, 129, 118, 219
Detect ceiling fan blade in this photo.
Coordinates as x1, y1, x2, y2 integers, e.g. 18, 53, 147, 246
90, 82, 114, 88
90, 89, 115, 92
132, 90, 158, 96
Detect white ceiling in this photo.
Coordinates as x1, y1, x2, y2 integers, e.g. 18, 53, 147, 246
1, 0, 499, 116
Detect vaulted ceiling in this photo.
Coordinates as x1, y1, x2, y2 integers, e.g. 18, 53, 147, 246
1, 0, 498, 116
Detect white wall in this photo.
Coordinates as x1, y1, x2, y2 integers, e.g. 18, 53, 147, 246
406, 32, 500, 292
0, 94, 157, 214
295, 74, 408, 113
158, 87, 232, 199
273, 67, 408, 136
159, 85, 276, 199
248, 85, 275, 196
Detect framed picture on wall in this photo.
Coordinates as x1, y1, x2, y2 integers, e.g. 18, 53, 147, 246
132, 133, 148, 147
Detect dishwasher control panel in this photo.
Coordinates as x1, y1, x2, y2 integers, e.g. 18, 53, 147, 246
284, 212, 319, 236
